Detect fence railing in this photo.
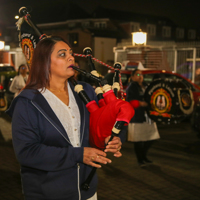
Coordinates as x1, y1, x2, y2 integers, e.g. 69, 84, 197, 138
114, 44, 200, 84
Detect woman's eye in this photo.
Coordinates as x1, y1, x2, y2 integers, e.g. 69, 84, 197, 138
59, 52, 66, 57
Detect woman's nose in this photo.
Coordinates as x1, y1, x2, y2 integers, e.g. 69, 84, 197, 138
68, 54, 74, 61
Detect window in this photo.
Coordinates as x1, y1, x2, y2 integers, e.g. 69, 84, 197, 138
94, 22, 107, 28
68, 22, 76, 28
162, 26, 171, 38
176, 28, 184, 39
147, 24, 156, 36
188, 29, 196, 40
0, 66, 15, 72
94, 22, 99, 28
67, 33, 79, 47
131, 22, 140, 32
82, 21, 90, 27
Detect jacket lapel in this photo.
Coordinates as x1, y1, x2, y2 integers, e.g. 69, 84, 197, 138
32, 92, 71, 144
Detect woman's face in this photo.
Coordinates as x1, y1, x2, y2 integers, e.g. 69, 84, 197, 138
131, 70, 143, 84
50, 41, 75, 80
19, 65, 28, 75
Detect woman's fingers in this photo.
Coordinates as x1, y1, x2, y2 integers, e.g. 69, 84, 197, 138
114, 150, 122, 157
105, 136, 122, 156
83, 136, 123, 168
89, 154, 112, 168
83, 147, 112, 167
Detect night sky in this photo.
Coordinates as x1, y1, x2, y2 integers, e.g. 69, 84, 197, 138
1, 0, 200, 28
76, 0, 200, 28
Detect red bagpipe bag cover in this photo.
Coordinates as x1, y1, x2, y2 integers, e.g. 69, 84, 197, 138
86, 90, 135, 149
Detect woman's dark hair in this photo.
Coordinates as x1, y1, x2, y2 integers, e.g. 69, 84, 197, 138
18, 64, 26, 75
25, 36, 71, 90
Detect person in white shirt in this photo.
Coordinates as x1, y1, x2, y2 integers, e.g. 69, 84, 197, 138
9, 64, 29, 97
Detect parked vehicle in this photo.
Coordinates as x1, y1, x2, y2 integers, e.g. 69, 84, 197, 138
0, 64, 17, 109
104, 69, 200, 104
104, 69, 200, 124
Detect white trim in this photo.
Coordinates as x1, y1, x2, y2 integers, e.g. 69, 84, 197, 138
31, 101, 71, 144
77, 163, 81, 200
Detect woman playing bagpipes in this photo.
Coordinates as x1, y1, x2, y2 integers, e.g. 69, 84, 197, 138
6, 36, 127, 200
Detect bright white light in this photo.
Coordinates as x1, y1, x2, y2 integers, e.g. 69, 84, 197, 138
4, 45, 10, 50
0, 41, 5, 50
15, 15, 19, 19
132, 32, 147, 45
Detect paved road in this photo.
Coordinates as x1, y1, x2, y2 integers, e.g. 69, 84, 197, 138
1, 111, 200, 200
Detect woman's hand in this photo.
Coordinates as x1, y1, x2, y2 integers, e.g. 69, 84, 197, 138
104, 136, 122, 157
83, 147, 112, 168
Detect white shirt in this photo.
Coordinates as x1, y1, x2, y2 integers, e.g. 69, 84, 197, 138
9, 74, 28, 97
41, 83, 81, 147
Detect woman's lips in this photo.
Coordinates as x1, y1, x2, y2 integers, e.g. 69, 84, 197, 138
68, 65, 79, 69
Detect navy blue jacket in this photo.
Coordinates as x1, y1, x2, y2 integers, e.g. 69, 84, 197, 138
126, 81, 146, 123
6, 81, 98, 200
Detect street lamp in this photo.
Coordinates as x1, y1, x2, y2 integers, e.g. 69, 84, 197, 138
132, 29, 147, 46
0, 41, 5, 50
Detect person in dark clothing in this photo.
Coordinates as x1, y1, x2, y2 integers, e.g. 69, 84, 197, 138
126, 69, 160, 167
6, 36, 123, 200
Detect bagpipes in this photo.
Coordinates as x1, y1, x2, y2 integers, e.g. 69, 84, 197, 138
70, 48, 134, 190
17, 7, 135, 190
70, 48, 134, 150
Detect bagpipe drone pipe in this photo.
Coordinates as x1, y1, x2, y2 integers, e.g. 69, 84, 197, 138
17, 7, 135, 190
16, 7, 47, 67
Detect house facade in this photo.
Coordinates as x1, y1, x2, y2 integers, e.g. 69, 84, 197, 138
2, 4, 200, 74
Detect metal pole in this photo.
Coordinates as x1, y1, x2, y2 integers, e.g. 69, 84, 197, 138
192, 48, 196, 83
174, 48, 177, 72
